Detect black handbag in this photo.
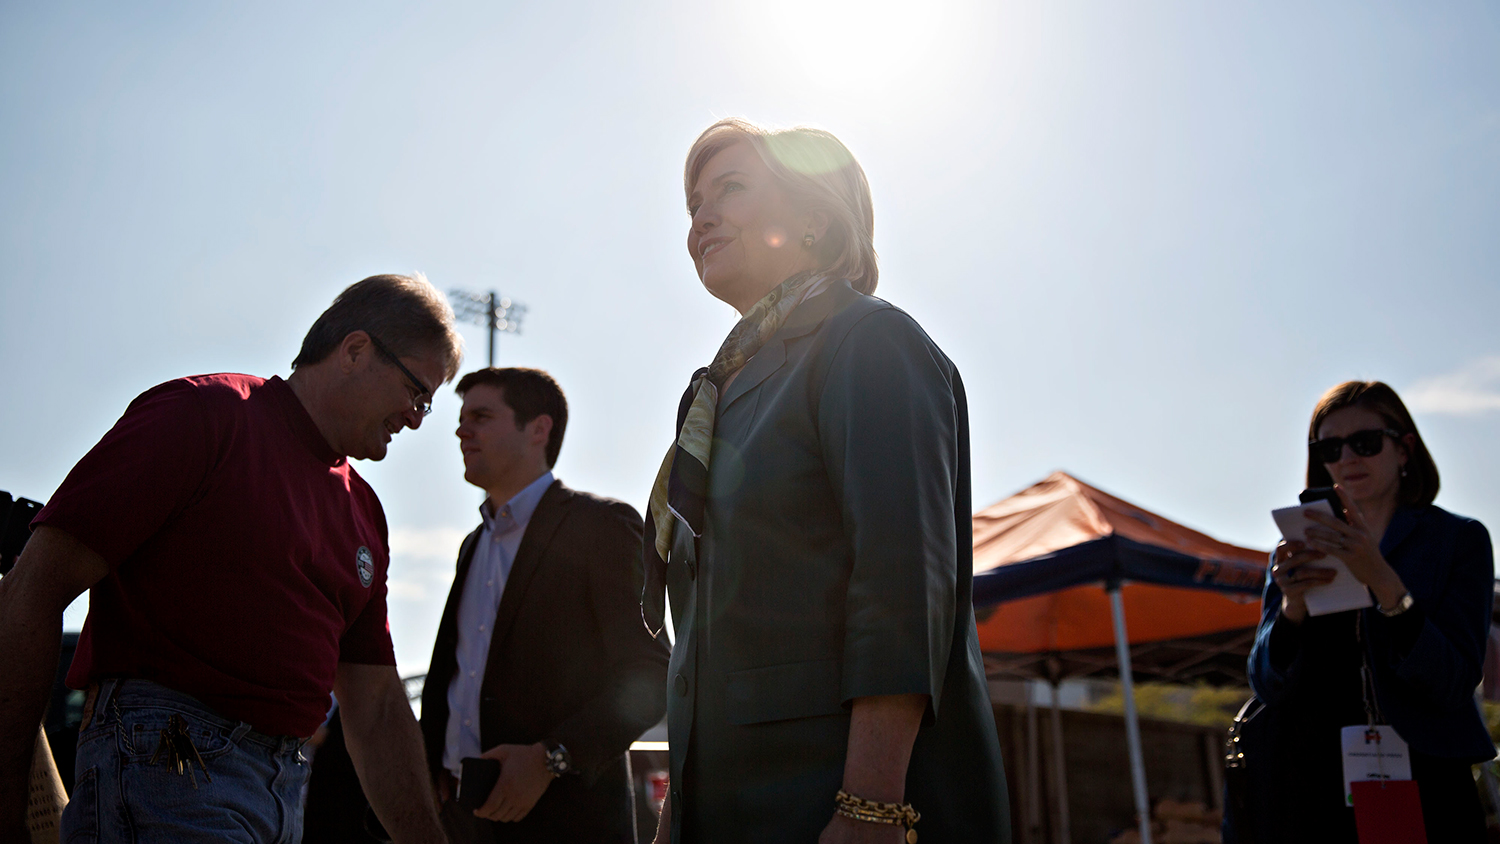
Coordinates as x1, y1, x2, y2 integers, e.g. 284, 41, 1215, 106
1222, 695, 1265, 844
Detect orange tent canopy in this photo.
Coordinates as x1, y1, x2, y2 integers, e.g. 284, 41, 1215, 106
971, 472, 1268, 681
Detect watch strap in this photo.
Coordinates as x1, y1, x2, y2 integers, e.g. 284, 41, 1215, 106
542, 741, 573, 777
1377, 592, 1414, 617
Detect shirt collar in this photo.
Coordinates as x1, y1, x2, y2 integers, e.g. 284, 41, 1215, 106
480, 471, 555, 533
268, 375, 345, 468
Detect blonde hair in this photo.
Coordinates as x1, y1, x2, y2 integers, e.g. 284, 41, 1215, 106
684, 118, 878, 294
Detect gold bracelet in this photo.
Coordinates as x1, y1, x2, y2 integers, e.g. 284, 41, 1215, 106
835, 790, 920, 843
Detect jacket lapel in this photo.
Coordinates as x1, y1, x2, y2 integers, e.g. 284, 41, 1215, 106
1379, 506, 1425, 594
421, 525, 481, 765
439, 528, 483, 642
1379, 506, 1419, 558
717, 339, 785, 415
484, 479, 570, 669
716, 280, 858, 415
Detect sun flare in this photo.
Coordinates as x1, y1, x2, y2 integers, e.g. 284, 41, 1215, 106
732, 0, 972, 96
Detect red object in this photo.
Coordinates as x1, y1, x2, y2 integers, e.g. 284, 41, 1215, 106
36, 374, 395, 737
973, 472, 1266, 653
648, 771, 670, 814
1351, 780, 1427, 844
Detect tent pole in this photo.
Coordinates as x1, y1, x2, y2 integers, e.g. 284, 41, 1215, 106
1025, 682, 1042, 844
1109, 584, 1152, 844
1047, 682, 1071, 844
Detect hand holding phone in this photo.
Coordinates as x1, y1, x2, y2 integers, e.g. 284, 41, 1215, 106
1298, 487, 1347, 523
1270, 494, 1373, 617
457, 757, 501, 811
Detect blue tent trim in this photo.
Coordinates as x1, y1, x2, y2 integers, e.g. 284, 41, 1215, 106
972, 534, 1266, 607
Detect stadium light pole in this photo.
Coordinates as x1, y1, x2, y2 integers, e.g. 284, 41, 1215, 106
448, 289, 527, 367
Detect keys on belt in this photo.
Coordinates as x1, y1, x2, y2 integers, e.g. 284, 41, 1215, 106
148, 714, 213, 788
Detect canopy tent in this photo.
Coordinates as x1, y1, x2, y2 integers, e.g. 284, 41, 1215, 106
971, 472, 1269, 844
974, 472, 1268, 684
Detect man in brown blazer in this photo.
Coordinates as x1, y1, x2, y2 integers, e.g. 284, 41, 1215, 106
421, 368, 668, 843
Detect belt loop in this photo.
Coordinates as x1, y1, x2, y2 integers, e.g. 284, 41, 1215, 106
94, 678, 121, 719
228, 722, 253, 744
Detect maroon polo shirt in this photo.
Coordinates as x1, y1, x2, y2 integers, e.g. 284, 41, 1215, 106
34, 373, 396, 737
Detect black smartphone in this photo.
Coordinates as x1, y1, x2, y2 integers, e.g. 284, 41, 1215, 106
0, 492, 43, 576
1298, 487, 1347, 523
458, 757, 500, 810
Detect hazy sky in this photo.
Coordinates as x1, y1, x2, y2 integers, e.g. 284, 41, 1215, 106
3, 2, 1497, 674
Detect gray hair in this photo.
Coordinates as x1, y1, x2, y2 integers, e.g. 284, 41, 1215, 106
292, 273, 464, 382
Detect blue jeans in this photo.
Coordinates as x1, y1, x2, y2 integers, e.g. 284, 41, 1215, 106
61, 679, 310, 844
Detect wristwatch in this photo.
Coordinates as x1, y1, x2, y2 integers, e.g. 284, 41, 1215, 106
1377, 591, 1415, 617
542, 741, 573, 777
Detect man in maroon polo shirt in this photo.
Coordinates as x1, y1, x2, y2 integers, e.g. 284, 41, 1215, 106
0, 273, 462, 843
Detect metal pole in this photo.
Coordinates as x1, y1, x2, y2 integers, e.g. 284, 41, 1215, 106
486, 290, 498, 367
1048, 683, 1072, 844
1024, 683, 1042, 844
1109, 584, 1152, 844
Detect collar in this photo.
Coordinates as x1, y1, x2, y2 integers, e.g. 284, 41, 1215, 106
778, 278, 858, 341
480, 471, 555, 533
268, 375, 345, 468
797, 274, 835, 305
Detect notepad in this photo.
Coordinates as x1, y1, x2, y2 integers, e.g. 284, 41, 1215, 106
1270, 500, 1374, 616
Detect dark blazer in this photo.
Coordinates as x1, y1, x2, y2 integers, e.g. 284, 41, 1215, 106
1249, 504, 1495, 760
1232, 505, 1495, 842
422, 480, 670, 843
662, 281, 1011, 843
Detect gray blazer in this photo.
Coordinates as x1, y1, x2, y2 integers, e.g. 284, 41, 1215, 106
663, 281, 1011, 843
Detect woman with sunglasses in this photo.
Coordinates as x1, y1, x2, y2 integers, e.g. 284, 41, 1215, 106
1243, 381, 1494, 842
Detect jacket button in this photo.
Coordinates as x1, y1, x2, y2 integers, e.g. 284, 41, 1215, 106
674, 674, 689, 696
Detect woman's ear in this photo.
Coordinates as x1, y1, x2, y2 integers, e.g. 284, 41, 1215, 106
804, 209, 832, 244
1398, 432, 1416, 467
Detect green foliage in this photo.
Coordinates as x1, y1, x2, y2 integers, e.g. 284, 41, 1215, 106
1085, 682, 1250, 729
1482, 701, 1500, 742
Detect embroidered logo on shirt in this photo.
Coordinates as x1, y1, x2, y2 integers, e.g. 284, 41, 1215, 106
355, 546, 375, 588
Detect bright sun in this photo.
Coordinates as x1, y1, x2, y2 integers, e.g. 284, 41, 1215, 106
730, 0, 973, 97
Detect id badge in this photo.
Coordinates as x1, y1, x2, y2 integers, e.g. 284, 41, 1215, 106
1340, 724, 1412, 806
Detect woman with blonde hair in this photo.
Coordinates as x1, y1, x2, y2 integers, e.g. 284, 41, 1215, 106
642, 118, 1010, 843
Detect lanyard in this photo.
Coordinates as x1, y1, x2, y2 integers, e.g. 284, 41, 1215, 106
1355, 611, 1383, 728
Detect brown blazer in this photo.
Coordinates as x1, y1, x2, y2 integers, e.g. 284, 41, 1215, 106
421, 479, 670, 843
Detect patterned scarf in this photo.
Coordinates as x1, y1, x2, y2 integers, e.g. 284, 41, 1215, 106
641, 271, 816, 637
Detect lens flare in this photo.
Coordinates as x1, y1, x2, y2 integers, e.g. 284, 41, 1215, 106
766, 132, 856, 176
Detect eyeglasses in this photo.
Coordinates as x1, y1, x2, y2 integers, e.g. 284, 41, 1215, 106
1308, 428, 1401, 464
368, 334, 434, 416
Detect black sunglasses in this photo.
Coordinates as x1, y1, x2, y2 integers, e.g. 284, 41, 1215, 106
1308, 428, 1401, 464
367, 334, 434, 416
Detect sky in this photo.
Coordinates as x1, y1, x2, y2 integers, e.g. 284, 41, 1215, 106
3, 1, 1498, 676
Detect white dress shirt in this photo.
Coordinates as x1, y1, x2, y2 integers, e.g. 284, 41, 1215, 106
442, 471, 554, 777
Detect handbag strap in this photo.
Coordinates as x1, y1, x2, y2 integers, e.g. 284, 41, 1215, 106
1225, 696, 1264, 769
